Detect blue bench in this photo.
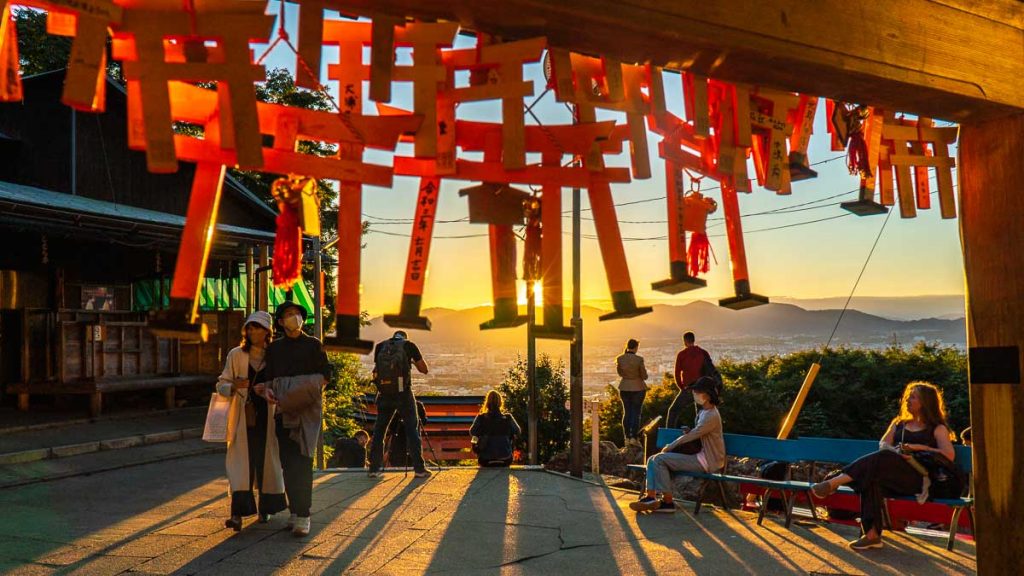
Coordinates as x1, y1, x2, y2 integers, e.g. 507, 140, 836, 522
627, 429, 974, 550
627, 429, 819, 528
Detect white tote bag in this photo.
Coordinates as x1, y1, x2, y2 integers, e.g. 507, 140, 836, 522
202, 393, 233, 442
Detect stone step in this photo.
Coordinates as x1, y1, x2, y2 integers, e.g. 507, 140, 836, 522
0, 438, 224, 490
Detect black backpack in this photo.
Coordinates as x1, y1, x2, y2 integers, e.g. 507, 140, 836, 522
701, 351, 724, 397
375, 339, 409, 394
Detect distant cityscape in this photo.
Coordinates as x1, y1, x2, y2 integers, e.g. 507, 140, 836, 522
357, 334, 966, 397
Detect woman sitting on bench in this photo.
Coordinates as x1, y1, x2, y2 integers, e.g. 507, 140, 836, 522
630, 376, 725, 514
810, 381, 956, 551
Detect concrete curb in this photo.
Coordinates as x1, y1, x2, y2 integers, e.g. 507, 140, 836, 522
0, 444, 224, 490
0, 427, 205, 465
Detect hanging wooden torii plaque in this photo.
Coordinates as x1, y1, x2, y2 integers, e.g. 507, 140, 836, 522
0, 0, 119, 110
749, 88, 801, 194
382, 177, 441, 331
718, 181, 769, 310
549, 51, 652, 180
135, 81, 419, 346
113, 7, 273, 173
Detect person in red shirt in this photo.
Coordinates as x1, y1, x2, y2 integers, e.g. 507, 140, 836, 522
668, 332, 713, 428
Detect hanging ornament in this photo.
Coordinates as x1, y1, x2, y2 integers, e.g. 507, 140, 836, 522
831, 102, 872, 177
683, 177, 717, 278
522, 195, 542, 282
270, 175, 319, 289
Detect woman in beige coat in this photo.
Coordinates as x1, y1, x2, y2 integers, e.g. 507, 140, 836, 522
217, 311, 287, 531
616, 338, 649, 447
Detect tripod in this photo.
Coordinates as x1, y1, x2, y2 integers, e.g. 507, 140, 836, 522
417, 413, 443, 473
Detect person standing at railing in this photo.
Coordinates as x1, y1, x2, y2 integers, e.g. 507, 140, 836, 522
667, 332, 716, 428
615, 339, 649, 447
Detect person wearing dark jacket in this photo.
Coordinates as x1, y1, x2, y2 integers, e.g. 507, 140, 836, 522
263, 300, 330, 537
470, 390, 522, 467
368, 331, 431, 478
667, 332, 714, 428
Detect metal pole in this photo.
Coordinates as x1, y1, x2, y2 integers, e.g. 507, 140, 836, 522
245, 247, 254, 316
570, 182, 584, 477
70, 109, 76, 196
312, 236, 326, 470
313, 237, 323, 341
527, 279, 538, 465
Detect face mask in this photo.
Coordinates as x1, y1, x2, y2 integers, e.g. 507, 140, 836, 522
284, 314, 303, 332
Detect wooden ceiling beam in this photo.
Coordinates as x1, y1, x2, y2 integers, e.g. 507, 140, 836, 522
320, 0, 1024, 121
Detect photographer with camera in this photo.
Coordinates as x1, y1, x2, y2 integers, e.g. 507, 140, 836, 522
367, 331, 431, 479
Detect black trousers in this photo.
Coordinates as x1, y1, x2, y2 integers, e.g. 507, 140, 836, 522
619, 390, 647, 438
276, 417, 313, 518
665, 389, 691, 429
842, 449, 923, 534
369, 392, 425, 472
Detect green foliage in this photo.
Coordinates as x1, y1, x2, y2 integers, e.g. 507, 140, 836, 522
16, 9, 121, 79
322, 352, 373, 448
15, 9, 70, 76
594, 342, 968, 443
497, 354, 571, 462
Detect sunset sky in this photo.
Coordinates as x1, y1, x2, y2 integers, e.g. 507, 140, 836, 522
258, 7, 965, 316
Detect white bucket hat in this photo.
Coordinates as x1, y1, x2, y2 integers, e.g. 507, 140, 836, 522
244, 310, 274, 332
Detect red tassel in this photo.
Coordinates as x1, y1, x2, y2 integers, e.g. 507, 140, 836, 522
847, 132, 871, 177
273, 203, 303, 289
688, 232, 712, 277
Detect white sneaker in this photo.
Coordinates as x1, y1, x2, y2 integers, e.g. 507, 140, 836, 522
292, 516, 310, 537
285, 513, 297, 530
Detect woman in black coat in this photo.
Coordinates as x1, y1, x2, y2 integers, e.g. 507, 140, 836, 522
470, 390, 521, 467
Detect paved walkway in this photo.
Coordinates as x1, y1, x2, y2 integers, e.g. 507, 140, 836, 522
0, 454, 976, 575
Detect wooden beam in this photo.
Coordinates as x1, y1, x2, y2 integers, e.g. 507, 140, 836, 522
326, 0, 1024, 120
959, 111, 1024, 574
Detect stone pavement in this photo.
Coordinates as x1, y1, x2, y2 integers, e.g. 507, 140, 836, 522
0, 454, 976, 575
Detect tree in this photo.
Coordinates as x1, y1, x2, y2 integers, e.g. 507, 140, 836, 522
322, 351, 374, 461
591, 342, 969, 444
15, 9, 70, 76
16, 9, 122, 80
497, 354, 571, 463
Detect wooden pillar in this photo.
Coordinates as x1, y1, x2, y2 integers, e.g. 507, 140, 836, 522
959, 112, 1024, 574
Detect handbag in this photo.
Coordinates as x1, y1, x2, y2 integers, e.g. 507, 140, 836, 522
913, 451, 966, 499
671, 426, 702, 455
202, 393, 232, 442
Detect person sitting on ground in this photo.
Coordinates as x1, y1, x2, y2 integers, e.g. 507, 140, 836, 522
810, 381, 957, 551
616, 338, 649, 447
630, 376, 725, 514
469, 390, 522, 467
330, 430, 370, 468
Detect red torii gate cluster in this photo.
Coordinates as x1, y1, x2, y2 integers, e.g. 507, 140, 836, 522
0, 0, 958, 352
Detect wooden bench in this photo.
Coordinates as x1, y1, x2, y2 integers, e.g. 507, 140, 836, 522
628, 429, 974, 551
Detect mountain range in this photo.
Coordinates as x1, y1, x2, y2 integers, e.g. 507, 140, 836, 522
362, 298, 966, 348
